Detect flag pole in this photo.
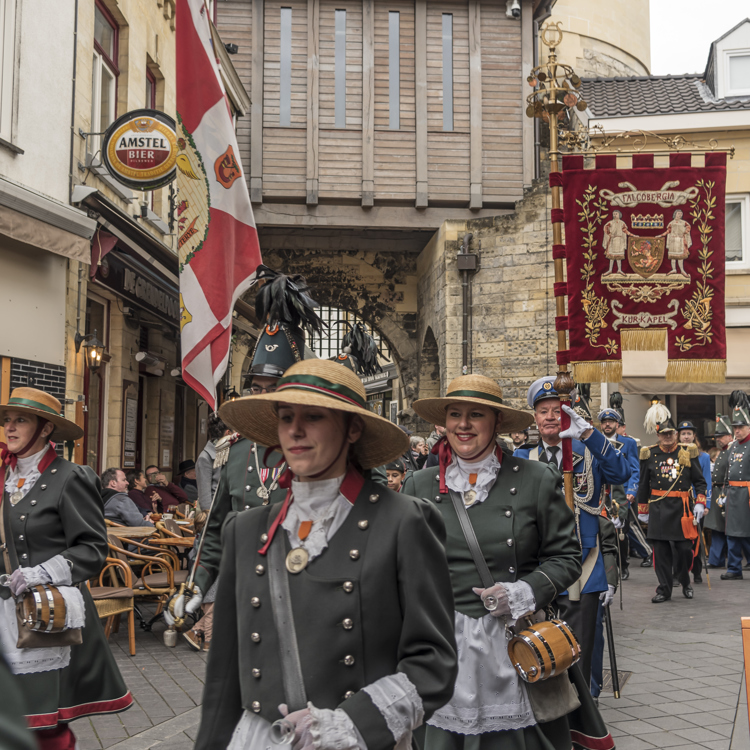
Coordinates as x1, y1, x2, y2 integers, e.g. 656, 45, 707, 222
525, 23, 586, 511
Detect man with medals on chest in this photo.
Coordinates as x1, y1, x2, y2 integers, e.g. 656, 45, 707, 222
636, 403, 707, 602
718, 392, 750, 580
514, 377, 630, 686
706, 414, 733, 568
597, 394, 641, 581
167, 266, 324, 627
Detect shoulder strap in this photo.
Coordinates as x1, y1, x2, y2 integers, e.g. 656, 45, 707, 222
448, 489, 495, 589
267, 504, 308, 712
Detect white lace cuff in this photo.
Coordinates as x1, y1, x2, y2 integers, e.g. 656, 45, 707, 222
362, 672, 424, 748
309, 704, 365, 750
502, 580, 536, 620
40, 555, 73, 586
60, 586, 86, 629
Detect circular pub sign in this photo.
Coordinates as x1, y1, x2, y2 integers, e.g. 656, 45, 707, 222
102, 109, 177, 190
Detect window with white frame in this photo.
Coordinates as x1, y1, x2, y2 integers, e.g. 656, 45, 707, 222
90, 1, 118, 157
726, 51, 750, 96
0, 0, 17, 142
726, 194, 750, 268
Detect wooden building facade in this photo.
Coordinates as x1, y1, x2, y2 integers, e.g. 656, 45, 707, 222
217, 0, 536, 230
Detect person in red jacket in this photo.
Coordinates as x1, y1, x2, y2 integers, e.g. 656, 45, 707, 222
142, 465, 188, 513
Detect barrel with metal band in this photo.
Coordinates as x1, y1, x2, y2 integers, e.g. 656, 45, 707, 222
18, 584, 68, 633
507, 618, 581, 683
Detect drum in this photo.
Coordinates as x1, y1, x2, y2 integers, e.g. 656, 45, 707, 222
507, 618, 581, 683
18, 584, 68, 633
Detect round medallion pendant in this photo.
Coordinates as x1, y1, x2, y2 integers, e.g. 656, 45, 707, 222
463, 490, 477, 507
286, 547, 309, 574
256, 486, 270, 499
9, 491, 23, 505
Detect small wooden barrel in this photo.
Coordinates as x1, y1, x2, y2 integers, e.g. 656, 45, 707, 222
507, 619, 581, 683
19, 584, 68, 633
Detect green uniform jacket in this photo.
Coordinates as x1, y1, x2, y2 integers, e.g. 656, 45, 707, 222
402, 456, 581, 619
706, 447, 729, 533
636, 444, 707, 541
0, 447, 132, 728
722, 436, 750, 537
195, 476, 458, 750
194, 438, 286, 595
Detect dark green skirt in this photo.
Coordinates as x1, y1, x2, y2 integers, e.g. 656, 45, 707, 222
16, 587, 132, 729
424, 665, 614, 750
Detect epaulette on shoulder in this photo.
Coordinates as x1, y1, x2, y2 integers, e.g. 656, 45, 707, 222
639, 445, 655, 461
678, 442, 699, 467
213, 434, 236, 468
683, 442, 700, 459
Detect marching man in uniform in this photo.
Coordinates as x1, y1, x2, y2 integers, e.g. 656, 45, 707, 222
718, 392, 750, 580
637, 403, 707, 602
706, 415, 732, 568
514, 376, 630, 686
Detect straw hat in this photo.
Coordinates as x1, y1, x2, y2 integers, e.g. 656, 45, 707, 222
0, 387, 83, 441
219, 359, 409, 469
412, 375, 534, 433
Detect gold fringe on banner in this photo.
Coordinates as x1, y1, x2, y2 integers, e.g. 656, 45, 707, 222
665, 359, 727, 384
620, 328, 667, 351
572, 360, 623, 383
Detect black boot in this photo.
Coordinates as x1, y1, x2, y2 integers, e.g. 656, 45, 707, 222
640, 555, 653, 567
651, 592, 670, 603
621, 568, 630, 580
683, 586, 694, 599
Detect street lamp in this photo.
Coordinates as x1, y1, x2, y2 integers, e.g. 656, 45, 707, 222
78, 329, 105, 373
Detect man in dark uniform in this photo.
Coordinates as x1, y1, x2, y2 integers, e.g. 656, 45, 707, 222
637, 404, 707, 602
167, 266, 323, 625
720, 392, 750, 580
706, 414, 732, 567
598, 402, 640, 579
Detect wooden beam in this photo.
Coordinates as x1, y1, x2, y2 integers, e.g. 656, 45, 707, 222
521, 0, 534, 188
306, 0, 320, 205
414, 0, 427, 208
361, 0, 375, 207
250, 0, 264, 203
468, 0, 482, 209
234, 297, 261, 329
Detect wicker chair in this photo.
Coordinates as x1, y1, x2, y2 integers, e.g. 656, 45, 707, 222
88, 558, 136, 656
107, 535, 187, 630
152, 520, 196, 568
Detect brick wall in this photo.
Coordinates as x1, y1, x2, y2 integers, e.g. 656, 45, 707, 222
10, 358, 66, 402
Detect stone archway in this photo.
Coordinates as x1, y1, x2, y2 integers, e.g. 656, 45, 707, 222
414, 327, 440, 431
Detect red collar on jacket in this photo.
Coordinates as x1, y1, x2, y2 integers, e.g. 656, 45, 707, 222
258, 463, 365, 555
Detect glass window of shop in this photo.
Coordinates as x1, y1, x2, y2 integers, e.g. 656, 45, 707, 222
367, 391, 392, 419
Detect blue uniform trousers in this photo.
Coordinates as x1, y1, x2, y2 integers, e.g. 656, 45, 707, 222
708, 530, 727, 566
727, 536, 750, 574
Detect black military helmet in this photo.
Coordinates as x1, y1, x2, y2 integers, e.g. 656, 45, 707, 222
644, 402, 676, 434
730, 390, 750, 427
329, 321, 383, 377
247, 265, 324, 379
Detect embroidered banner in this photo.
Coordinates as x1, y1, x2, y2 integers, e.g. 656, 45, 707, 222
562, 153, 727, 384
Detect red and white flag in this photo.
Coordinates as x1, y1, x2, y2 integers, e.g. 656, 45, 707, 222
176, 0, 261, 409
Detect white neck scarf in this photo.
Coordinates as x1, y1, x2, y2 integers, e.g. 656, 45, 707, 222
445, 449, 501, 507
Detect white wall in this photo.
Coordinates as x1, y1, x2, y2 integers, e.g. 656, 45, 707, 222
716, 21, 750, 99
0, 236, 66, 364
0, 0, 75, 203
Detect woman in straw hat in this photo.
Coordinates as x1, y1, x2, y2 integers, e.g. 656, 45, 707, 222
195, 359, 458, 750
0, 387, 132, 749
403, 375, 614, 750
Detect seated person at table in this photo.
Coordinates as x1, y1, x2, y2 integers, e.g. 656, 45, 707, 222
101, 467, 154, 527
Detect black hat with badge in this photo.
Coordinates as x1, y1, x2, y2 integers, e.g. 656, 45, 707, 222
676, 420, 697, 432
329, 322, 383, 377
247, 265, 325, 379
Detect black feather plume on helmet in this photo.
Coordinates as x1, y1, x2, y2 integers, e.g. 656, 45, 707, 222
609, 390, 625, 421
254, 265, 325, 339
729, 390, 749, 413
341, 322, 383, 377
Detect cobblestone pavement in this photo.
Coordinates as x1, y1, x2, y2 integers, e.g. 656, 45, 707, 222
71, 562, 750, 749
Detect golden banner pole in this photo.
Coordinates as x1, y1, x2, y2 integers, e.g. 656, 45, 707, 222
525, 23, 586, 512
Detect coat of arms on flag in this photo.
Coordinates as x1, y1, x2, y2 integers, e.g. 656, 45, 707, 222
176, 0, 262, 408
561, 152, 727, 384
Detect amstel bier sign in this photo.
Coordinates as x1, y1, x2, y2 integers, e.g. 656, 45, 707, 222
102, 109, 177, 190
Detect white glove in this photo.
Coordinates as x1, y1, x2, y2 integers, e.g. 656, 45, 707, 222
472, 583, 511, 617
599, 584, 616, 607
613, 517, 624, 529
9, 565, 51, 596
278, 705, 314, 750
693, 503, 705, 522
164, 585, 203, 626
559, 405, 593, 440
638, 513, 649, 524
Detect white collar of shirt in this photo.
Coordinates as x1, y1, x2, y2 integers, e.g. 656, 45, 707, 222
445, 450, 501, 507
5, 445, 48, 499
541, 441, 562, 466
282, 474, 352, 561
